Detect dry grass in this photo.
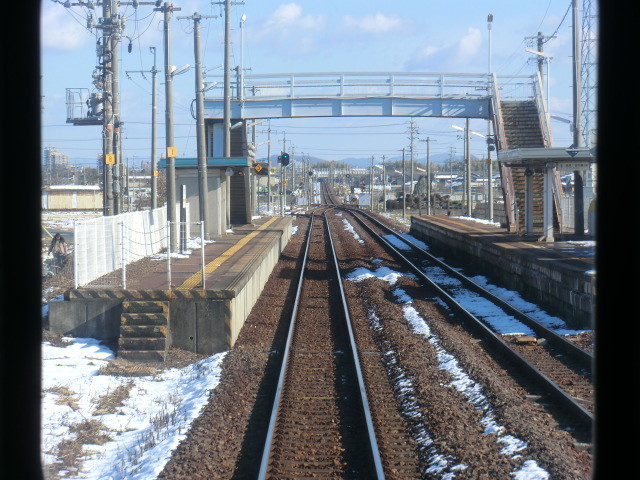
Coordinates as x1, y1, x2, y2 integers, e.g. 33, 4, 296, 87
44, 385, 80, 411
97, 359, 162, 377
93, 381, 135, 415
44, 420, 113, 480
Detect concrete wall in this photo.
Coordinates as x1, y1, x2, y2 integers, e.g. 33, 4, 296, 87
410, 217, 594, 329
49, 299, 122, 341
43, 191, 103, 210
48, 218, 293, 356
174, 168, 226, 237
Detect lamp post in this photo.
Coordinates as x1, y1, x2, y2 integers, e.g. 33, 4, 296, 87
487, 13, 494, 222
240, 13, 246, 103
452, 123, 471, 216
525, 48, 552, 116
487, 13, 493, 73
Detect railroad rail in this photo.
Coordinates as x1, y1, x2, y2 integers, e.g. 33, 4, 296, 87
258, 208, 385, 479
343, 207, 594, 430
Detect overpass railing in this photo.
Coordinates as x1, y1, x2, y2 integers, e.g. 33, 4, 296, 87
205, 71, 538, 102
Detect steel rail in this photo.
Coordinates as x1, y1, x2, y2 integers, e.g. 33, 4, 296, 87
325, 208, 386, 479
346, 209, 593, 427
257, 208, 385, 479
355, 208, 593, 370
257, 211, 315, 479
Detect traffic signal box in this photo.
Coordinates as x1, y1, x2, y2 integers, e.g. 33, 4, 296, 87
279, 153, 290, 166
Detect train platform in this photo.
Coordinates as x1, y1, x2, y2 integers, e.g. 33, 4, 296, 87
119, 215, 293, 293
49, 215, 294, 359
409, 215, 595, 328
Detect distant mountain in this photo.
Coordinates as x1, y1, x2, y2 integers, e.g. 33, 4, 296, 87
257, 152, 468, 166
338, 153, 459, 167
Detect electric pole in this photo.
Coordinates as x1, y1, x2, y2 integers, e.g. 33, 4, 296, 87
150, 47, 158, 210
465, 118, 471, 217
178, 12, 218, 240
408, 118, 417, 196
57, 1, 169, 217
420, 137, 435, 215
157, 2, 182, 251
126, 47, 160, 210
572, 0, 585, 236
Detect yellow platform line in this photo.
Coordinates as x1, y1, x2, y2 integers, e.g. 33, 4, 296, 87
178, 217, 279, 290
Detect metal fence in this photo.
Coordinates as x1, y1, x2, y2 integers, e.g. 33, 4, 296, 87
73, 207, 169, 288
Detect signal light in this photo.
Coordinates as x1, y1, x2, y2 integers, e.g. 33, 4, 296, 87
279, 152, 290, 166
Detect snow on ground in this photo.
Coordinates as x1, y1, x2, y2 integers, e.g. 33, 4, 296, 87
382, 233, 589, 337
346, 264, 551, 479
41, 337, 226, 480
42, 211, 102, 232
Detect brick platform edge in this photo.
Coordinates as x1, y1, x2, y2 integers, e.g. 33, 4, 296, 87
409, 217, 594, 329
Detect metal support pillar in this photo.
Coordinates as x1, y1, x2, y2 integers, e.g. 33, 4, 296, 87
543, 163, 555, 242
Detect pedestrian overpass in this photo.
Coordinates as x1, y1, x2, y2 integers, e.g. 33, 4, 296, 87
203, 71, 538, 122
193, 71, 591, 238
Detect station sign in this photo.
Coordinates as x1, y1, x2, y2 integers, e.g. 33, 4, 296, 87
556, 161, 591, 172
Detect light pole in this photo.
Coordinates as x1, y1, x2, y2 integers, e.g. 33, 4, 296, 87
525, 48, 552, 116
419, 137, 436, 215
487, 13, 494, 222
452, 123, 471, 216
240, 13, 246, 103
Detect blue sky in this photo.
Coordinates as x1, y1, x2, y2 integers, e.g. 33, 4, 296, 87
41, 1, 586, 167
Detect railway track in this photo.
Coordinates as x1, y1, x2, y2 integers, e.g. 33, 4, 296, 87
343, 206, 594, 432
158, 184, 592, 478
258, 208, 385, 479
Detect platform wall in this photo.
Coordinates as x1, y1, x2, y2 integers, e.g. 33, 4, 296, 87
49, 218, 293, 356
409, 217, 594, 328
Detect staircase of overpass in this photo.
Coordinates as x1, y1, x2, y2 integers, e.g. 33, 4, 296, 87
489, 79, 563, 234
206, 72, 562, 234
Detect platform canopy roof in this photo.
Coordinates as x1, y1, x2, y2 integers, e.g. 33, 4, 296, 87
497, 147, 595, 170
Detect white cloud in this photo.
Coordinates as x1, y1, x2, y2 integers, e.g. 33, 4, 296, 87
342, 12, 403, 35
263, 3, 326, 34
405, 27, 484, 71
455, 28, 482, 64
41, 4, 92, 52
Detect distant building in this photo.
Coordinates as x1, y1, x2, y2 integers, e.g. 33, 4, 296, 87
42, 185, 102, 210
43, 147, 69, 172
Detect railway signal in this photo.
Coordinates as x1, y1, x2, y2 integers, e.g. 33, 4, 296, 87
279, 152, 290, 166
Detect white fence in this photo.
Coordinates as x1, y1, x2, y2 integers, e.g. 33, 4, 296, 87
73, 207, 169, 288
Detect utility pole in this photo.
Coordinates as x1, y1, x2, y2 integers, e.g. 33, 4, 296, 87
402, 148, 406, 220
126, 47, 160, 210
421, 137, 435, 215
178, 12, 218, 240
150, 47, 159, 210
223, 0, 231, 158
58, 1, 167, 216
111, 0, 123, 215
408, 118, 417, 196
572, 0, 585, 236
370, 155, 374, 211
267, 120, 272, 213
465, 118, 472, 217
157, 2, 181, 250
382, 155, 386, 212
214, 0, 244, 229
102, 0, 115, 215
487, 13, 494, 223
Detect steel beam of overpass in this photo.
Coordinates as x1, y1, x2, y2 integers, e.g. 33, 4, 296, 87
203, 72, 536, 120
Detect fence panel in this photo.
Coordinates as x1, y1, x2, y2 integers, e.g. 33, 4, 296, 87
74, 207, 168, 287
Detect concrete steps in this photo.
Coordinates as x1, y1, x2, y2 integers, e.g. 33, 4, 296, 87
118, 301, 169, 362
498, 100, 558, 233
